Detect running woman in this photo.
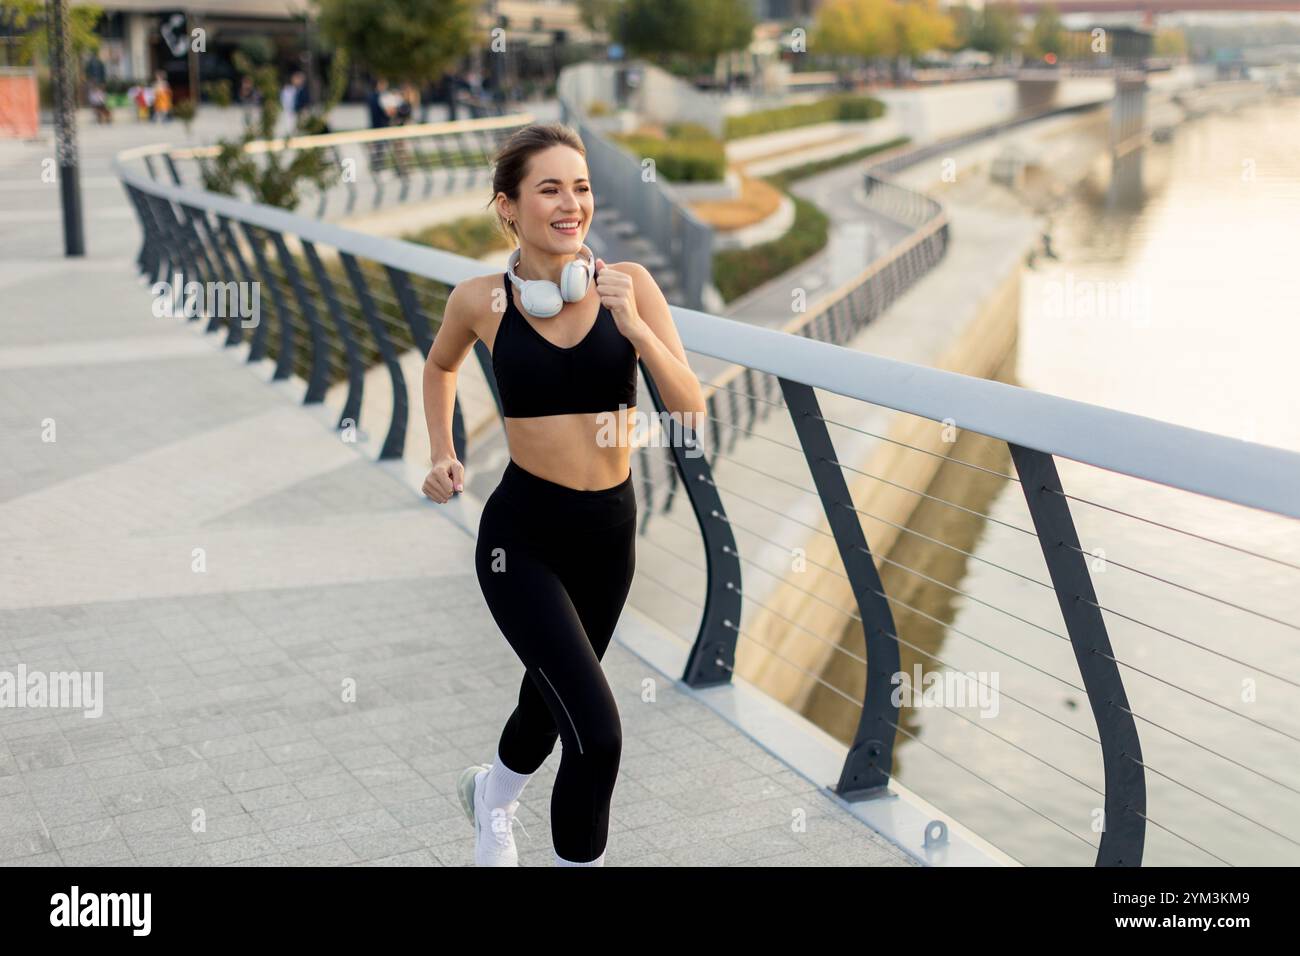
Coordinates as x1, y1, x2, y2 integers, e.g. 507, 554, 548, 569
421, 122, 706, 866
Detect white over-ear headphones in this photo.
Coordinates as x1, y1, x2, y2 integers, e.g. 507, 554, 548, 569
506, 244, 596, 318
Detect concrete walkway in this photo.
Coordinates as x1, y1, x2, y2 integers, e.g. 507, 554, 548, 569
0, 112, 916, 867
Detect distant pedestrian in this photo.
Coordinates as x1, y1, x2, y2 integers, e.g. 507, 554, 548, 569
237, 74, 259, 126
367, 78, 393, 129
85, 53, 106, 86
151, 71, 172, 122
397, 82, 419, 125
128, 84, 148, 121
278, 70, 307, 136
89, 83, 111, 124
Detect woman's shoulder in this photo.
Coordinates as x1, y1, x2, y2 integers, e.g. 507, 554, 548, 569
446, 273, 510, 336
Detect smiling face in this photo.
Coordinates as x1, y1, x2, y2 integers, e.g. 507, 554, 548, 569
497, 145, 594, 257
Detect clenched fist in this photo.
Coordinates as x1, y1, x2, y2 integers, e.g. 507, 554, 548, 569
423, 455, 465, 504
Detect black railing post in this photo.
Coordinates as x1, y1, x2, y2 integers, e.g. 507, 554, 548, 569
780, 379, 901, 799
177, 203, 221, 320
339, 253, 406, 460
192, 211, 239, 338
143, 195, 194, 305
1009, 443, 1146, 866
386, 267, 468, 464
162, 153, 183, 185
240, 223, 296, 381
216, 216, 257, 350
272, 233, 330, 404
123, 185, 157, 280
301, 241, 365, 433
641, 361, 740, 687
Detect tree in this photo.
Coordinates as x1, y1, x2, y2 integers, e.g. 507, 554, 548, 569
969, 0, 1020, 58
577, 0, 624, 38
3, 0, 102, 66
199, 50, 349, 210
236, 35, 275, 67
812, 0, 956, 82
616, 0, 754, 70
948, 3, 977, 50
813, 0, 898, 62
1027, 3, 1064, 60
315, 0, 477, 84
892, 0, 957, 59
696, 0, 756, 64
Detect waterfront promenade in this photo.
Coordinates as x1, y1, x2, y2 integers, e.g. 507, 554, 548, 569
0, 111, 918, 867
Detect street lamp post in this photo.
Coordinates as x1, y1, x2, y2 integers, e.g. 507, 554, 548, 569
47, 0, 85, 256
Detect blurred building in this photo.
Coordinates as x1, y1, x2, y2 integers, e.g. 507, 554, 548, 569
68, 0, 611, 99
71, 1, 314, 87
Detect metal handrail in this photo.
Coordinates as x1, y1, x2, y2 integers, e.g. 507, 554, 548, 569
116, 148, 1300, 518
166, 112, 532, 160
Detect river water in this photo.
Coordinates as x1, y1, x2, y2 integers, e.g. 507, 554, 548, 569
830, 98, 1300, 866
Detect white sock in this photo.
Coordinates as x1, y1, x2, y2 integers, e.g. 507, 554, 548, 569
483, 750, 531, 808
554, 848, 606, 866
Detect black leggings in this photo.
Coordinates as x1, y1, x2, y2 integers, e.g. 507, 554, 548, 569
473, 457, 637, 862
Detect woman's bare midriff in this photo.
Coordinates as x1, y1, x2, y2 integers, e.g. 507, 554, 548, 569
503, 409, 637, 491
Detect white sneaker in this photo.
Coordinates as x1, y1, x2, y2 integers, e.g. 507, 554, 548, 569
457, 763, 530, 866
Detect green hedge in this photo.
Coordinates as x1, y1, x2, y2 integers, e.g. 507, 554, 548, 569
611, 122, 726, 182
724, 94, 886, 141
764, 135, 910, 190
712, 191, 828, 304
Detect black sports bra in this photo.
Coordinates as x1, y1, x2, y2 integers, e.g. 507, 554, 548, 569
491, 270, 638, 418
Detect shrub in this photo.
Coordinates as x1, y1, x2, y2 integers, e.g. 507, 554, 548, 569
712, 191, 828, 302
724, 94, 885, 140
612, 126, 727, 182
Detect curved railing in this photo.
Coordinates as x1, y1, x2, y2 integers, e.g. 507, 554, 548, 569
157, 110, 526, 219
115, 111, 1300, 868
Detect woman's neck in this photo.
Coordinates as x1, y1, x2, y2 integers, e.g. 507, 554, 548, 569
516, 248, 578, 285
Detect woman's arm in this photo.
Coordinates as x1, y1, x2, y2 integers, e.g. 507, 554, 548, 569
421, 280, 480, 500
596, 260, 707, 427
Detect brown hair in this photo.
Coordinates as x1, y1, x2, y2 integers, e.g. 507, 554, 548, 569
485, 122, 587, 247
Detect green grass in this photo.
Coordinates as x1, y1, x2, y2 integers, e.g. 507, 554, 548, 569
712, 192, 829, 304
711, 135, 911, 305
402, 214, 512, 260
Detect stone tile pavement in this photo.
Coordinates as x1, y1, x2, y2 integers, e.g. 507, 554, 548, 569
0, 112, 915, 867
